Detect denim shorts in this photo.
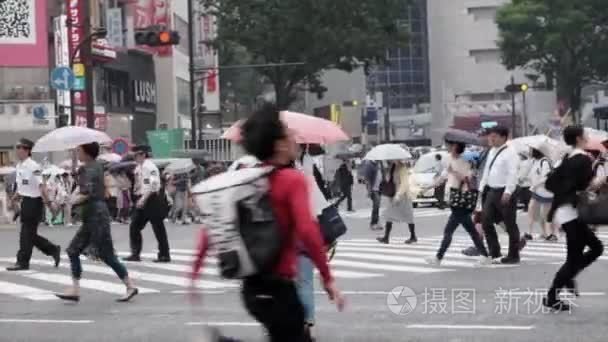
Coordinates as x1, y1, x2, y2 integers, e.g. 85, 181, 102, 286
531, 192, 553, 204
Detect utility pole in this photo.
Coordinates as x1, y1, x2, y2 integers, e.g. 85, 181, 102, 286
384, 70, 391, 143
188, 0, 197, 148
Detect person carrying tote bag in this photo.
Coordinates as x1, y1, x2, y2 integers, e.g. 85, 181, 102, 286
377, 161, 417, 244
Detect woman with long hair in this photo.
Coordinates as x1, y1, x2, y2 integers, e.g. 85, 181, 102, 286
55, 142, 138, 302
376, 160, 417, 244
525, 148, 556, 241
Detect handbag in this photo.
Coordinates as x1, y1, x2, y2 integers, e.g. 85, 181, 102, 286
379, 164, 396, 197
317, 205, 348, 245
449, 180, 478, 211
577, 191, 608, 225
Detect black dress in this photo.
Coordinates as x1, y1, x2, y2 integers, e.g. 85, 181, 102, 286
66, 161, 115, 258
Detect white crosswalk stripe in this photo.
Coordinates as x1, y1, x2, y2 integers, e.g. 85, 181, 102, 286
0, 233, 605, 302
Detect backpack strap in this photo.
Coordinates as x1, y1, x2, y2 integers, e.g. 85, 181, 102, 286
488, 145, 508, 172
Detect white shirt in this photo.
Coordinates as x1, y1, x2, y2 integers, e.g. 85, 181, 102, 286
296, 155, 329, 215
135, 159, 161, 195
528, 158, 553, 198
16, 157, 43, 198
554, 148, 586, 226
479, 144, 520, 194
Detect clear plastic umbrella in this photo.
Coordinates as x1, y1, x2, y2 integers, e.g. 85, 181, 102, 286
364, 144, 413, 161
98, 153, 122, 163
165, 159, 196, 174
32, 126, 112, 153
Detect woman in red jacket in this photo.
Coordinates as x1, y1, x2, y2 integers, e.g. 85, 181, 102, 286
190, 104, 344, 342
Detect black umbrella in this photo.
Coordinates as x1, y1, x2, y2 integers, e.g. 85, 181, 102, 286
441, 128, 487, 146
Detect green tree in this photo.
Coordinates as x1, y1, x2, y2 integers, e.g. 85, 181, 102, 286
496, 0, 608, 122
202, 0, 409, 109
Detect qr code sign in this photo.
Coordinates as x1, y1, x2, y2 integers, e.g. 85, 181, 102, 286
0, 0, 36, 44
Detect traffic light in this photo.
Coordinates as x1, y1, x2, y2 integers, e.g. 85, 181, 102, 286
135, 28, 180, 47
505, 83, 529, 93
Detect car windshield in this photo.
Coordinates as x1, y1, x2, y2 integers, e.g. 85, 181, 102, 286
413, 153, 445, 173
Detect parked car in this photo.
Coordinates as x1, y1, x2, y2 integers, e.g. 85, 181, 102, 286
409, 151, 448, 207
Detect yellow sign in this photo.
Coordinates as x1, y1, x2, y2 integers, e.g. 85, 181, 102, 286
73, 64, 85, 77
330, 104, 342, 125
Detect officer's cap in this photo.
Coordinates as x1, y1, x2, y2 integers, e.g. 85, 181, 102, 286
16, 138, 34, 150
132, 144, 151, 154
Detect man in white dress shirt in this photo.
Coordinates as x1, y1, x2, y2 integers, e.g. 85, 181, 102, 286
6, 138, 61, 271
478, 126, 523, 264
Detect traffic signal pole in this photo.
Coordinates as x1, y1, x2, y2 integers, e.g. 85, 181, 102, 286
188, 0, 197, 149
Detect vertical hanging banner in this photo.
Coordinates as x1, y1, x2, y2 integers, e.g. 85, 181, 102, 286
66, 0, 87, 127
200, 10, 220, 112
54, 14, 71, 123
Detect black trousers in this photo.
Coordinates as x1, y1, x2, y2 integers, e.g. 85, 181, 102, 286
548, 219, 604, 301
437, 208, 488, 260
517, 186, 531, 211
129, 194, 170, 258
16, 197, 57, 266
434, 183, 446, 207
242, 275, 308, 342
335, 186, 353, 211
481, 187, 520, 259
370, 191, 381, 226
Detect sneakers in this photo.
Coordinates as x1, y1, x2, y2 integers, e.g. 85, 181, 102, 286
546, 234, 558, 242
376, 237, 389, 244
477, 256, 492, 266
425, 256, 441, 266
523, 233, 533, 240
501, 256, 521, 264
462, 246, 481, 257
543, 297, 571, 312
404, 237, 417, 244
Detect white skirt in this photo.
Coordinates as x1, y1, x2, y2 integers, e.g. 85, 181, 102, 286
382, 195, 415, 224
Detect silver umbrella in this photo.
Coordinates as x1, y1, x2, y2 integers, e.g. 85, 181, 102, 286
165, 159, 196, 174
441, 128, 486, 146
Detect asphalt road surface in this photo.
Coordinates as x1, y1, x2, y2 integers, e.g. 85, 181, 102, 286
1, 187, 608, 342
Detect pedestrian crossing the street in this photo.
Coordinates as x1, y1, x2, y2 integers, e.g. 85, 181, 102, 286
2, 233, 608, 302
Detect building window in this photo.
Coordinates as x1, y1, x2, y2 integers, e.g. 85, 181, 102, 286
177, 77, 191, 115
174, 14, 190, 54
467, 6, 498, 21
469, 49, 501, 63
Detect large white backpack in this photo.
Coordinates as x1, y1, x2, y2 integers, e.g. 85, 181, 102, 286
192, 166, 282, 279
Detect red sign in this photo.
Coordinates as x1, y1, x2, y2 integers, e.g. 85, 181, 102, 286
67, 0, 84, 63
206, 70, 217, 93
112, 138, 130, 156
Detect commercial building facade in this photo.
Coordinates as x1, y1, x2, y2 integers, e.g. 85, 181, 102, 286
427, 0, 556, 140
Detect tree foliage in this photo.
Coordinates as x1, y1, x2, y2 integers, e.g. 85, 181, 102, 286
201, 0, 410, 109
496, 0, 608, 120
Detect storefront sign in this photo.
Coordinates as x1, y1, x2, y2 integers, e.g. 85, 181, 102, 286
133, 79, 157, 113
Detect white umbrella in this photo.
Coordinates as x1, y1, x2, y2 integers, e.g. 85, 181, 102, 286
59, 159, 82, 169
585, 128, 608, 142
509, 135, 568, 162
165, 159, 196, 174
43, 165, 67, 177
98, 153, 122, 163
364, 144, 413, 161
0, 166, 15, 175
32, 126, 112, 153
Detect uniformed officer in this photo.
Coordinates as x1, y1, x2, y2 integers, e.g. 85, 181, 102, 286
6, 138, 61, 271
124, 145, 171, 262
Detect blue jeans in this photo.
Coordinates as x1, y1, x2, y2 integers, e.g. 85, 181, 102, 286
296, 255, 315, 324
69, 252, 128, 280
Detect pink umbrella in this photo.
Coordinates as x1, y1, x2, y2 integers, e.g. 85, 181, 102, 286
222, 111, 349, 144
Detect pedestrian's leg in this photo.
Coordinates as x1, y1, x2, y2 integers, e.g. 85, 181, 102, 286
370, 192, 380, 227
579, 223, 604, 270
500, 190, 521, 259
127, 209, 148, 260
461, 211, 489, 257
541, 203, 556, 236
296, 256, 315, 327
100, 252, 139, 302
150, 217, 171, 260
377, 222, 393, 244
346, 187, 353, 211
546, 220, 585, 305
481, 191, 501, 258
406, 223, 417, 243
15, 220, 36, 268
56, 227, 90, 300
436, 211, 460, 260
527, 198, 539, 236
